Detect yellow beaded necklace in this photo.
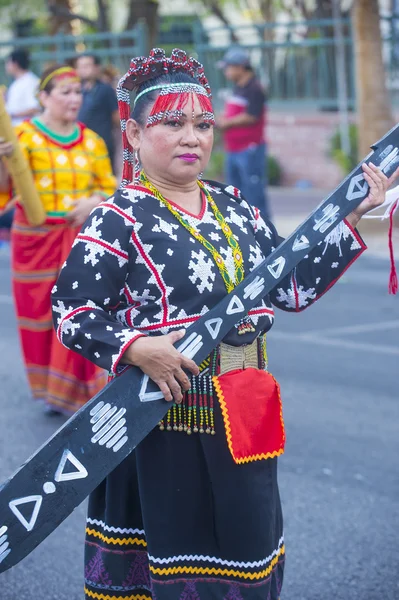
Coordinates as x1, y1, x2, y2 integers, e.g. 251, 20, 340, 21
141, 172, 244, 292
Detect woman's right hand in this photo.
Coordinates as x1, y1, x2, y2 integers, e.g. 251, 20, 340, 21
122, 329, 200, 404
0, 138, 13, 158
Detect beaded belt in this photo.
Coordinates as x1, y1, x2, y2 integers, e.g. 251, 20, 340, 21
158, 335, 268, 436
219, 340, 259, 375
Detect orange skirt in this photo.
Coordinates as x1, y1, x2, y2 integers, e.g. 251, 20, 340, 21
11, 205, 107, 414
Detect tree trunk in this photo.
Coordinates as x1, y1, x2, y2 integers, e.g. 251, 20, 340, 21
258, 0, 275, 41
352, 0, 394, 159
47, 0, 74, 34
96, 0, 110, 32
126, 0, 159, 50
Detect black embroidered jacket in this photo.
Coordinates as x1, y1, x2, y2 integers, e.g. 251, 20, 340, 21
52, 182, 366, 374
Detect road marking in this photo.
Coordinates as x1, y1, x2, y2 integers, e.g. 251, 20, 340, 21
311, 320, 399, 337
340, 269, 394, 286
271, 331, 399, 356
0, 295, 12, 305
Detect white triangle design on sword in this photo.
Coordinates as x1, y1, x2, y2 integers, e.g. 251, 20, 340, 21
9, 496, 43, 532
54, 449, 88, 482
226, 295, 245, 315
267, 256, 286, 279
139, 374, 164, 403
205, 317, 223, 339
292, 235, 310, 252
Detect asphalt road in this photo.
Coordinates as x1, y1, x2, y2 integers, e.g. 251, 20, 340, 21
0, 242, 398, 600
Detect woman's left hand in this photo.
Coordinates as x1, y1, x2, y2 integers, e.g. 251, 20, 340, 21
346, 162, 399, 228
66, 195, 103, 227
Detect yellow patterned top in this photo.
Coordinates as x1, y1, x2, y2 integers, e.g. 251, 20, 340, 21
15, 118, 116, 216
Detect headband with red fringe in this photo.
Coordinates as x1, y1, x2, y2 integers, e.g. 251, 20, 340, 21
116, 48, 214, 187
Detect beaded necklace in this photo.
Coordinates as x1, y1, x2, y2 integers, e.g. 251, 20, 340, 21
140, 172, 244, 292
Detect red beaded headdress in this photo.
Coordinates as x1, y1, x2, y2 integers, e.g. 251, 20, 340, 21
116, 48, 214, 187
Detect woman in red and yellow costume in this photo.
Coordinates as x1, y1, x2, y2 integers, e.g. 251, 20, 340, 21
1, 64, 116, 414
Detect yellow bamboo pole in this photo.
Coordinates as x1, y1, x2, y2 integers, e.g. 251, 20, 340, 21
0, 88, 46, 226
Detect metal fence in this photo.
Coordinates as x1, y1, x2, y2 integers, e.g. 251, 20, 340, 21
194, 15, 399, 110
194, 18, 354, 111
0, 25, 147, 87
1, 15, 399, 110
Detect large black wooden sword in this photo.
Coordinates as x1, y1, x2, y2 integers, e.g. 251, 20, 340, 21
1, 126, 399, 572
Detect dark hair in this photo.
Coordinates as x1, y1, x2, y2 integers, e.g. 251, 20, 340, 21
75, 53, 101, 66
8, 49, 30, 70
39, 63, 72, 93
131, 72, 200, 126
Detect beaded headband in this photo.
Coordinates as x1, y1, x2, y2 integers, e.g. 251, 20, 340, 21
39, 67, 79, 91
116, 48, 214, 187
133, 82, 208, 106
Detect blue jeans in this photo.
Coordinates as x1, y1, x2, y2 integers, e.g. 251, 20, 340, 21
225, 143, 269, 219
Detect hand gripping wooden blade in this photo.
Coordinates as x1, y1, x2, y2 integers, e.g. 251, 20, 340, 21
1, 124, 399, 573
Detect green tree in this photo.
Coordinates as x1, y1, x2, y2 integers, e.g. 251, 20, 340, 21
0, 0, 98, 34
0, 0, 44, 29
47, 0, 91, 34
0, 0, 159, 38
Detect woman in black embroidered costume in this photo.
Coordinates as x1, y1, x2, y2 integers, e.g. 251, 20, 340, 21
51, 48, 394, 599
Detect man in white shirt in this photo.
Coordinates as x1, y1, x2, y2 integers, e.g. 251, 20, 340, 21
5, 50, 40, 126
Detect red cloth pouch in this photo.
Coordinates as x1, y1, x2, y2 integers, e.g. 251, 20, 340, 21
213, 368, 285, 464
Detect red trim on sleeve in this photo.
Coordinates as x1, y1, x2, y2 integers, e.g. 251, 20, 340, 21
343, 218, 367, 248
253, 206, 260, 232
292, 272, 300, 312
111, 332, 147, 375
57, 306, 93, 341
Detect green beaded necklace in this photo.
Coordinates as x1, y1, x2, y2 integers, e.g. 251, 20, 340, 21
141, 172, 244, 293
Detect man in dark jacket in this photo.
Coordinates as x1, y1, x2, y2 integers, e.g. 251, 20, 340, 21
76, 53, 119, 171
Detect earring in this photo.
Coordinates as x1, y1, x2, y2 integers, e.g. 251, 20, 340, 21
133, 150, 141, 186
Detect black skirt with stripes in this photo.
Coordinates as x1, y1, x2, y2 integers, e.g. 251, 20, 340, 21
84, 388, 284, 600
